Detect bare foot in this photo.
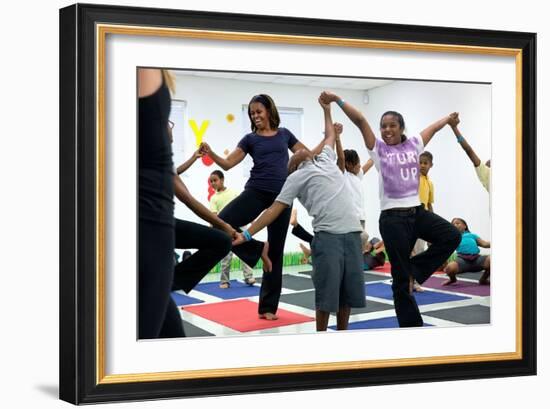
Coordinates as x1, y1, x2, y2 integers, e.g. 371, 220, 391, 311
442, 275, 457, 286
219, 282, 230, 289
290, 208, 298, 227
259, 312, 278, 320
261, 241, 272, 272
413, 282, 424, 292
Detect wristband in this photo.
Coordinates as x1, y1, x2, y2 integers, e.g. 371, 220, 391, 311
242, 230, 252, 241
456, 136, 465, 143
336, 99, 345, 108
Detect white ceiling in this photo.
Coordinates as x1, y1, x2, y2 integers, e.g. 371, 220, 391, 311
174, 70, 393, 91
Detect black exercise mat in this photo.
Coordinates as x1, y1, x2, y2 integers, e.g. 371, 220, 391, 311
279, 290, 394, 315
423, 304, 490, 325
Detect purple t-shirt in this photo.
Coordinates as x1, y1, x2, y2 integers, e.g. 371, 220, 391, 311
237, 127, 298, 193
368, 136, 423, 210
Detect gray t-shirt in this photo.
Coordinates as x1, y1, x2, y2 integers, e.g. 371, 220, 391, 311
276, 145, 362, 234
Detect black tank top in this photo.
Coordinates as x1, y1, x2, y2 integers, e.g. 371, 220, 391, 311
138, 78, 174, 226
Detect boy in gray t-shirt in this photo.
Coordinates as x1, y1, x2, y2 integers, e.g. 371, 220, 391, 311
233, 97, 365, 331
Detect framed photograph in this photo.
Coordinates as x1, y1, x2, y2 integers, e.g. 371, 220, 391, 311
59, 3, 536, 404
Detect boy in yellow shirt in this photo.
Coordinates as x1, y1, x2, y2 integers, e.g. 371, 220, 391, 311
209, 170, 256, 288
411, 151, 435, 292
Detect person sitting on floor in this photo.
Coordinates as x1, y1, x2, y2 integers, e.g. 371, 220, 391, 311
443, 217, 491, 286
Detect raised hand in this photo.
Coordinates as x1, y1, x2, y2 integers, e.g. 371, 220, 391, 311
333, 122, 343, 136
318, 95, 330, 110
448, 112, 460, 127
199, 142, 211, 155
319, 91, 339, 105
193, 148, 204, 159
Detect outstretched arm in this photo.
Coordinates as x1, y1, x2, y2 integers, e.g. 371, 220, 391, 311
199, 143, 246, 171
319, 96, 336, 149
232, 201, 288, 245
173, 175, 236, 238
334, 123, 345, 172
176, 148, 202, 175
476, 237, 491, 248
319, 91, 376, 150
362, 158, 374, 174
448, 115, 482, 167
420, 112, 456, 146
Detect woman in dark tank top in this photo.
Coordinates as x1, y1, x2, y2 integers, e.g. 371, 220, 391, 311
138, 68, 184, 339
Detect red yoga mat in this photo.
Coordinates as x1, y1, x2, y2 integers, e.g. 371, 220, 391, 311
183, 299, 314, 332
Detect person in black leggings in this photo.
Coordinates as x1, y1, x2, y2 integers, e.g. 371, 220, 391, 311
199, 94, 310, 320
138, 68, 184, 339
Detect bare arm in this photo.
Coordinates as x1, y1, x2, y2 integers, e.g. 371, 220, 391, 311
199, 143, 246, 171
476, 237, 491, 248
448, 117, 482, 167
138, 68, 162, 98
362, 158, 374, 174
232, 201, 289, 246
420, 112, 456, 146
248, 201, 289, 236
290, 141, 310, 154
173, 175, 236, 237
331, 123, 345, 172
319, 97, 336, 149
176, 149, 202, 175
319, 91, 376, 150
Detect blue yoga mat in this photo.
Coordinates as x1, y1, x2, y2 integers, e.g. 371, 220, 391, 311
194, 280, 260, 300
366, 283, 470, 305
330, 316, 432, 330
170, 292, 204, 306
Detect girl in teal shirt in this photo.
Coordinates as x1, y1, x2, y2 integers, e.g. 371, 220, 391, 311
443, 218, 491, 285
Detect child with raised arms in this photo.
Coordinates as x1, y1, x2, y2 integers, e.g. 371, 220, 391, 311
319, 91, 461, 327
233, 96, 365, 331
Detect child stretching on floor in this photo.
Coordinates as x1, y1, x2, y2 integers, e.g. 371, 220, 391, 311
320, 90, 461, 328
362, 235, 386, 270
443, 218, 491, 285
233, 96, 365, 331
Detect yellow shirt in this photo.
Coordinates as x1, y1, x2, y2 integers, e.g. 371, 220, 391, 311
418, 174, 434, 210
209, 188, 239, 213
475, 162, 490, 192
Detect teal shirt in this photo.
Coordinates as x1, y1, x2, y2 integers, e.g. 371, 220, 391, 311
456, 232, 480, 255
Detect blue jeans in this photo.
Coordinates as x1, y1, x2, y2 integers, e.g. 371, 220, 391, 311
379, 206, 460, 327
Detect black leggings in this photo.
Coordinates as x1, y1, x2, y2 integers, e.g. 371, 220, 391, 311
172, 219, 232, 293
219, 188, 292, 314
292, 223, 314, 244
379, 206, 461, 327
139, 220, 185, 339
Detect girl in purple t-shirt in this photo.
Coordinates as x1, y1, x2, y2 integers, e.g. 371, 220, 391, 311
199, 94, 308, 321
320, 91, 461, 328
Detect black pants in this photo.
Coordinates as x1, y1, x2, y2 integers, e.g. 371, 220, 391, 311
292, 223, 314, 244
172, 219, 232, 293
379, 206, 461, 327
219, 188, 292, 314
139, 220, 185, 339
